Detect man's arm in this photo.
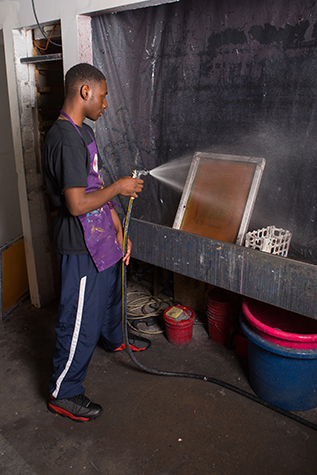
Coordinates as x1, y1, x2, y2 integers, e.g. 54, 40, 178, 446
64, 176, 143, 216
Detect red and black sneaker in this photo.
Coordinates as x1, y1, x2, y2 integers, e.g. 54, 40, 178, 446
104, 333, 151, 353
48, 393, 102, 422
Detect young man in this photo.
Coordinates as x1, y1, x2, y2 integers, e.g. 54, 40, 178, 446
42, 63, 148, 422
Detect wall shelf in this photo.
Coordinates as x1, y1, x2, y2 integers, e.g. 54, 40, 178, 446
20, 53, 62, 64
129, 218, 317, 320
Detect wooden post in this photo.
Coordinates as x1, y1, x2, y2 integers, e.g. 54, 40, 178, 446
11, 28, 57, 307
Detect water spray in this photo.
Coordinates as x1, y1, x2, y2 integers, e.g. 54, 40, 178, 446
120, 167, 317, 433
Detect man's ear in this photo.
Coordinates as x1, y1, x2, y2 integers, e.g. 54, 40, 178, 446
80, 84, 90, 101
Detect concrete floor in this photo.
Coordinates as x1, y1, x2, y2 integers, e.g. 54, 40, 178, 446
1, 284, 317, 475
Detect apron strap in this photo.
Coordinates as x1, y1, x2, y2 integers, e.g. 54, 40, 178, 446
60, 110, 95, 143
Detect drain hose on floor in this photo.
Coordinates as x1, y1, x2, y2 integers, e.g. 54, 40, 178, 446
121, 197, 317, 433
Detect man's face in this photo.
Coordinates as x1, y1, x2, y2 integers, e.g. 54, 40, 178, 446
85, 79, 108, 121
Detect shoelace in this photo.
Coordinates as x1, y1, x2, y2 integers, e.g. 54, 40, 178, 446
69, 393, 90, 407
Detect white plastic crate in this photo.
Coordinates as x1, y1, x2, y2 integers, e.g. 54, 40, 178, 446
245, 226, 292, 257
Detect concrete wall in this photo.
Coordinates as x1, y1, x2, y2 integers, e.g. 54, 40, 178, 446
0, 30, 22, 246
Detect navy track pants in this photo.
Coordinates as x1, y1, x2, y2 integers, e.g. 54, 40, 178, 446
49, 254, 123, 399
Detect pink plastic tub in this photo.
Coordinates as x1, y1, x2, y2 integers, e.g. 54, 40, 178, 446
242, 298, 317, 349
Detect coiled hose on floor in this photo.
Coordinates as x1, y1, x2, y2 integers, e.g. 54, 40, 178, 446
121, 196, 317, 432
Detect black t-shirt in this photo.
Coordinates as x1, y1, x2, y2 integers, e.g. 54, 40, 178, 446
42, 119, 96, 254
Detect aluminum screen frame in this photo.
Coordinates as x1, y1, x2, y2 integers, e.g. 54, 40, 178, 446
173, 152, 266, 245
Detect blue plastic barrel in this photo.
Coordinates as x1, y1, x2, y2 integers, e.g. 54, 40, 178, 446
240, 316, 317, 411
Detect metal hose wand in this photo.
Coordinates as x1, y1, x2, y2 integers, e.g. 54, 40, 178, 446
131, 168, 149, 179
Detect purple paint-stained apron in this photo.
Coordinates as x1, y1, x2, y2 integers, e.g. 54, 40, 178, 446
60, 110, 123, 272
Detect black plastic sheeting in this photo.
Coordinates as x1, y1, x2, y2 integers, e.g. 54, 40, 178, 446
92, 0, 317, 264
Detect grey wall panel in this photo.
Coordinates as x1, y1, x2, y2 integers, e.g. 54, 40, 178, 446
92, 0, 317, 264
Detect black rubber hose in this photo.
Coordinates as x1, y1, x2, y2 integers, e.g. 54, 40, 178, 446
121, 198, 317, 433
31, 0, 62, 48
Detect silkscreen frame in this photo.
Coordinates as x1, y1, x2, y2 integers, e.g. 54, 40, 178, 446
173, 152, 266, 245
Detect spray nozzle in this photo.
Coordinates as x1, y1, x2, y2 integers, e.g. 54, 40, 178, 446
131, 168, 149, 179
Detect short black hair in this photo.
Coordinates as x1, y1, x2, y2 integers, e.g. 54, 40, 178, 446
65, 63, 106, 98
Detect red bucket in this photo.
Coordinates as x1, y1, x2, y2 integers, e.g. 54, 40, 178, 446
163, 305, 195, 346
207, 287, 239, 345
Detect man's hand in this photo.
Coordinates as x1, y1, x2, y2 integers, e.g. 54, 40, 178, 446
111, 208, 131, 265
116, 176, 144, 198
122, 237, 132, 266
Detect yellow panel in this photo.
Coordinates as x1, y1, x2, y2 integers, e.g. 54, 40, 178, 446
3, 239, 29, 311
